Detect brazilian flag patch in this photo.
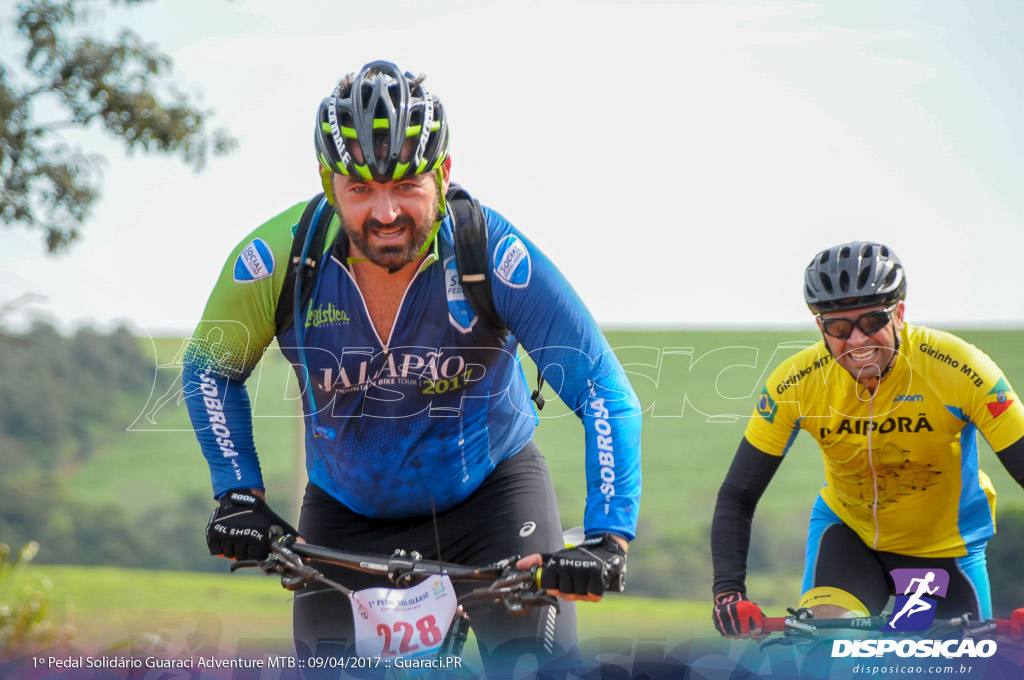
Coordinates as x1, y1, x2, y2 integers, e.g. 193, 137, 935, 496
756, 386, 777, 423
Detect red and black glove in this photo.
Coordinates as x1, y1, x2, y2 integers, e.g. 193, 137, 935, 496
206, 490, 298, 561
713, 591, 765, 637
1010, 608, 1024, 637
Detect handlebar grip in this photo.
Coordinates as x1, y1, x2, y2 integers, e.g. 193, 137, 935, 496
760, 617, 788, 633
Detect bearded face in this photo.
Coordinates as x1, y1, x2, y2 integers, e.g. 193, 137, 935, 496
332, 173, 442, 271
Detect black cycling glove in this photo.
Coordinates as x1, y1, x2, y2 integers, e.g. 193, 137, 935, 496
540, 533, 627, 597
206, 490, 299, 561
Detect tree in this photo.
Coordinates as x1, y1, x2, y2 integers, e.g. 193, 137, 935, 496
0, 0, 236, 254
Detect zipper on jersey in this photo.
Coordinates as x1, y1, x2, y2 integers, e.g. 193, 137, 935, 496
335, 250, 437, 355
867, 392, 880, 549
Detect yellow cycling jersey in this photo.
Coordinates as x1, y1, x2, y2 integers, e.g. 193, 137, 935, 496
744, 323, 1024, 558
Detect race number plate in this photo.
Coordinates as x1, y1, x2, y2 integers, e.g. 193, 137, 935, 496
350, 575, 458, 658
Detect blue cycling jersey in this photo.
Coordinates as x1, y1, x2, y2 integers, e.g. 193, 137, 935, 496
183, 198, 642, 539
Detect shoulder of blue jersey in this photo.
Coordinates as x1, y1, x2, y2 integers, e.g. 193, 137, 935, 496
233, 238, 276, 283
492, 234, 531, 288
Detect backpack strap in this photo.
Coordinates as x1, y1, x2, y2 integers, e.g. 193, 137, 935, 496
449, 183, 508, 340
448, 183, 546, 410
275, 193, 334, 335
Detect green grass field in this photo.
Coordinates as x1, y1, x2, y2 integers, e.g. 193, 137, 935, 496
18, 564, 708, 658
25, 326, 1024, 650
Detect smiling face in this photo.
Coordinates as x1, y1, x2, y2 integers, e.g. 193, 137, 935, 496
817, 302, 905, 387
331, 171, 445, 271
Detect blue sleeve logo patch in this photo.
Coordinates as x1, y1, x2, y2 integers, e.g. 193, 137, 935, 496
492, 235, 531, 288
233, 238, 275, 282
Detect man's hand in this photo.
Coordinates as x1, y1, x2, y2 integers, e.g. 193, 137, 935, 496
517, 533, 627, 602
206, 490, 298, 561
713, 591, 765, 637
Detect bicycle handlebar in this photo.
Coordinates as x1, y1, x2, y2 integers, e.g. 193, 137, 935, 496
289, 535, 627, 595
231, 526, 625, 606
287, 540, 513, 584
760, 614, 889, 635
760, 607, 1024, 640
230, 528, 559, 614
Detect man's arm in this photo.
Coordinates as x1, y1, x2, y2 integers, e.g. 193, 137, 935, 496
482, 210, 643, 539
183, 204, 309, 561
711, 437, 783, 596
996, 436, 1024, 489
710, 437, 782, 636
484, 210, 640, 599
182, 204, 302, 497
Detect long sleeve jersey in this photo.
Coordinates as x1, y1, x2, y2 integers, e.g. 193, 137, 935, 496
182, 196, 642, 538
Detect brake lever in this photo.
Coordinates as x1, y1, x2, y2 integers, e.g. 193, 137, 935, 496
489, 566, 537, 591
512, 590, 560, 613
230, 555, 288, 576
461, 565, 560, 615
281, 569, 318, 591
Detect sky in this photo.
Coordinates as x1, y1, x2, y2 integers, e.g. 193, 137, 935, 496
2, 0, 1023, 335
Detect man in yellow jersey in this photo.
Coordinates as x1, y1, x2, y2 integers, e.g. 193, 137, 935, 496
710, 241, 1024, 637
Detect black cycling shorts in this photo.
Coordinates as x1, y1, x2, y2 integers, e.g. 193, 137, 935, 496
803, 498, 991, 619
292, 441, 578, 676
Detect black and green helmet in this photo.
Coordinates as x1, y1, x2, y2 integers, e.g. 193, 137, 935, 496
804, 241, 906, 313
315, 60, 450, 182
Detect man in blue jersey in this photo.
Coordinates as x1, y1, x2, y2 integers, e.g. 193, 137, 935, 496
183, 60, 642, 673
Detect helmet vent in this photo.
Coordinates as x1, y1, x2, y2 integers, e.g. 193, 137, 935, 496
857, 265, 872, 290
837, 270, 850, 293
818, 272, 833, 293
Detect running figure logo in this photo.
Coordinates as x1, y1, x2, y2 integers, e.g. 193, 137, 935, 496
885, 568, 949, 632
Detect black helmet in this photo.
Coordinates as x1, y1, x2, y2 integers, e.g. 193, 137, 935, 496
804, 241, 906, 313
315, 60, 450, 183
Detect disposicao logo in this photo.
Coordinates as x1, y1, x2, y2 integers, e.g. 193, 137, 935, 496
829, 567, 997, 659
885, 568, 948, 632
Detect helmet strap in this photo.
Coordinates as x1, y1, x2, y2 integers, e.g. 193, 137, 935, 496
319, 165, 335, 205
880, 323, 900, 380
411, 166, 447, 261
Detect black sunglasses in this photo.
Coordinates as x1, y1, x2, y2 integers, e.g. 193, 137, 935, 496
818, 306, 896, 340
